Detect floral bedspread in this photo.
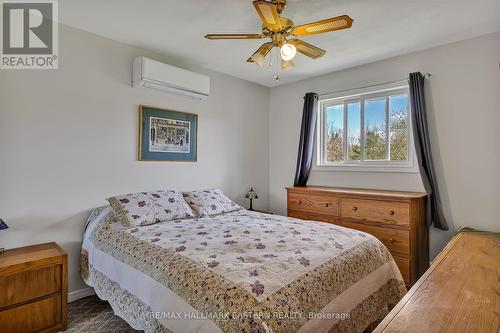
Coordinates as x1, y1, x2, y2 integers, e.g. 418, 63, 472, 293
87, 210, 406, 333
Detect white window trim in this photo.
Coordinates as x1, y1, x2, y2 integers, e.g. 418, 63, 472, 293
313, 82, 419, 173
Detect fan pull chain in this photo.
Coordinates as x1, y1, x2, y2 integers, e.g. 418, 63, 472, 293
274, 47, 280, 82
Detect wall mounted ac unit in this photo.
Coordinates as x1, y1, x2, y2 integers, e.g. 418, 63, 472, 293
132, 56, 210, 99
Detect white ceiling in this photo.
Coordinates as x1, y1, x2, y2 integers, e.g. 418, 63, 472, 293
60, 0, 500, 87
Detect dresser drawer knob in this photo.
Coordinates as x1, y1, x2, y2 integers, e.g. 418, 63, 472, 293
352, 206, 358, 211
298, 200, 302, 205
324, 203, 329, 207
389, 210, 395, 215
389, 238, 396, 243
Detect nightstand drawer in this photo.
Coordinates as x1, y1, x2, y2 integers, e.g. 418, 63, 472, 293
342, 198, 409, 226
288, 193, 339, 216
0, 294, 61, 333
342, 221, 410, 255
0, 265, 62, 308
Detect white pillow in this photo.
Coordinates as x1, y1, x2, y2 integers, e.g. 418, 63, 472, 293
182, 189, 243, 217
107, 190, 196, 227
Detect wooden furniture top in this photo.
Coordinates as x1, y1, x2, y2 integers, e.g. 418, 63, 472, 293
374, 232, 500, 333
0, 242, 67, 276
286, 186, 427, 200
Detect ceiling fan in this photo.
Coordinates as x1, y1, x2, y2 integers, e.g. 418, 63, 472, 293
205, 0, 353, 71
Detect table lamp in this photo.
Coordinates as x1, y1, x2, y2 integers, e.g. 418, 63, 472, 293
245, 188, 258, 211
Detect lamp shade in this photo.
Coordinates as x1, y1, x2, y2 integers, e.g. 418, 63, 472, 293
245, 188, 259, 199
0, 219, 8, 230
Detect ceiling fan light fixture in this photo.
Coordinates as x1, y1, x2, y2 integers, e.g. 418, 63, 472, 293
205, 1, 354, 72
280, 43, 296, 61
250, 52, 266, 67
281, 59, 294, 70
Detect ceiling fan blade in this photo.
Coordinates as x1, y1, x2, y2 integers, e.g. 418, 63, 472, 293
205, 34, 264, 40
247, 42, 274, 66
292, 15, 353, 37
281, 59, 294, 70
253, 0, 282, 31
288, 39, 326, 59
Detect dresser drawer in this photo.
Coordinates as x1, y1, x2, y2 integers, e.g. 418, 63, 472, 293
0, 265, 62, 309
342, 198, 409, 226
393, 256, 410, 284
0, 294, 62, 333
342, 221, 410, 255
288, 211, 341, 224
288, 193, 339, 216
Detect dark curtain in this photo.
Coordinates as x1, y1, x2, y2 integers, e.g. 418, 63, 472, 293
294, 92, 318, 186
409, 72, 449, 230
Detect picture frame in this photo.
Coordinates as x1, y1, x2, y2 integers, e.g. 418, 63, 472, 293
138, 105, 198, 162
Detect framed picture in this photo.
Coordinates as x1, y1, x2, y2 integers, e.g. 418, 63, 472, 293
138, 105, 198, 161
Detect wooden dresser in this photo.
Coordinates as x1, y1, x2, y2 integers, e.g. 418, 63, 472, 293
374, 231, 499, 333
287, 186, 428, 286
0, 242, 68, 333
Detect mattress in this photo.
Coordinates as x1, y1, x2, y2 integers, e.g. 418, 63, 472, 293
81, 207, 406, 333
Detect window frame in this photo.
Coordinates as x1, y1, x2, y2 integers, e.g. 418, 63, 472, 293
314, 83, 418, 173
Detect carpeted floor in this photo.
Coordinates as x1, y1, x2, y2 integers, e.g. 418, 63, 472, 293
66, 296, 139, 332
67, 296, 380, 333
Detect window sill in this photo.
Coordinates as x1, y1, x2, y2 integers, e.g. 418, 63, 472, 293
312, 163, 419, 173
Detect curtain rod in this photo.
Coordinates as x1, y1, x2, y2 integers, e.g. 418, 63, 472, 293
318, 72, 432, 97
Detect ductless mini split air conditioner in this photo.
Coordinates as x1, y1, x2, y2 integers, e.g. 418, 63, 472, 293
132, 56, 210, 99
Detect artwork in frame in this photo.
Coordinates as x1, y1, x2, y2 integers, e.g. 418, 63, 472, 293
138, 105, 198, 161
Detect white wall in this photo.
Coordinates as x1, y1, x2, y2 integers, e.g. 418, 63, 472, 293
269, 32, 500, 259
0, 25, 270, 294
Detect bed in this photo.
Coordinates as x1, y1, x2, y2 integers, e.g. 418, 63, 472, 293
81, 206, 406, 333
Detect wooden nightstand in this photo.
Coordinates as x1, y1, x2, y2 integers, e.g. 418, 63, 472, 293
0, 242, 68, 332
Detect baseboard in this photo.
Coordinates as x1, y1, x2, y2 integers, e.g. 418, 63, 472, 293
68, 287, 95, 303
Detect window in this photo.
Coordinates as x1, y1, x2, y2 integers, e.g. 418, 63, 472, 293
316, 85, 416, 172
